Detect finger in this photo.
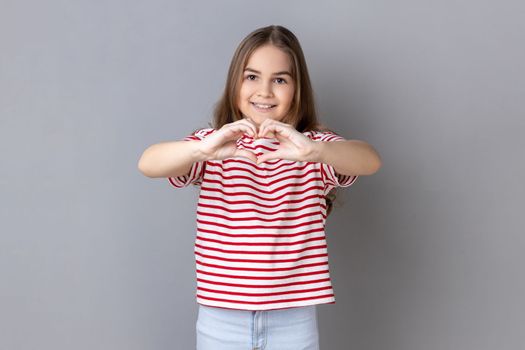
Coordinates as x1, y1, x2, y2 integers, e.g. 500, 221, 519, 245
223, 123, 256, 140
258, 120, 277, 138
260, 122, 287, 139
232, 120, 256, 135
257, 118, 275, 137
257, 150, 286, 164
272, 129, 290, 143
235, 118, 258, 137
234, 149, 258, 163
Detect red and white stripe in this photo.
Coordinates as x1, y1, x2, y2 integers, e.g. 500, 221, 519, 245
168, 128, 357, 310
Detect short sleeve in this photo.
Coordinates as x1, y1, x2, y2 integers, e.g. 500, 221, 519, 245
167, 128, 214, 188
314, 131, 358, 188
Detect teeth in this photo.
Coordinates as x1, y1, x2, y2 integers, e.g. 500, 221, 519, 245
253, 103, 274, 109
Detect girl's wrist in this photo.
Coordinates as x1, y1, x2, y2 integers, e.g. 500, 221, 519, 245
190, 140, 211, 162
308, 141, 326, 163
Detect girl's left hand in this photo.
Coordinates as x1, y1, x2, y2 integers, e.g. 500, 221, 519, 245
256, 119, 319, 164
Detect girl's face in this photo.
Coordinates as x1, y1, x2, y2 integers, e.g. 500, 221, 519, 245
237, 44, 295, 127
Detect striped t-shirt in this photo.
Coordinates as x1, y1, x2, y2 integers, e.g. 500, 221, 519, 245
168, 127, 358, 311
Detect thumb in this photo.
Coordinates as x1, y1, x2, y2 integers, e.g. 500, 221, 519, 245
257, 150, 282, 164
234, 149, 257, 163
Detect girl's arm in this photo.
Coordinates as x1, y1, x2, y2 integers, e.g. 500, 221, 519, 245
255, 119, 381, 176
138, 119, 259, 178
138, 140, 206, 178
314, 139, 382, 176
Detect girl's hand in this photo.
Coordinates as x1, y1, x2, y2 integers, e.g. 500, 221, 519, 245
199, 118, 259, 162
256, 119, 319, 164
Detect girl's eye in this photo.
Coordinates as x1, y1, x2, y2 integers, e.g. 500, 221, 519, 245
274, 78, 287, 84
246, 74, 257, 81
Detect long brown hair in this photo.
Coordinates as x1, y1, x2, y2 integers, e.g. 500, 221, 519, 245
211, 25, 339, 216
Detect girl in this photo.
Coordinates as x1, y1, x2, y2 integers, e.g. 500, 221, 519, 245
138, 25, 381, 350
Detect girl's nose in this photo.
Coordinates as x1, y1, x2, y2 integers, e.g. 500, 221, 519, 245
257, 81, 273, 97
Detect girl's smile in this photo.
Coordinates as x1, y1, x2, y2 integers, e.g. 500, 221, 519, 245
250, 102, 277, 112
237, 44, 295, 126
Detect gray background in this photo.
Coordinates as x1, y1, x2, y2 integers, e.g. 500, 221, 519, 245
1, 0, 524, 349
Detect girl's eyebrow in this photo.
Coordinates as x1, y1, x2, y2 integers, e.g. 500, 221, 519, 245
244, 67, 292, 76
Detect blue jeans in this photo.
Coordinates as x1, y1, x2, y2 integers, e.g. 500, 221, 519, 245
196, 304, 320, 350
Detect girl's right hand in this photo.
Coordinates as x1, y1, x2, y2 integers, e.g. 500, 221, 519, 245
198, 118, 259, 162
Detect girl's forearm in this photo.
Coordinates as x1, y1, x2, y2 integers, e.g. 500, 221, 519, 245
314, 140, 382, 176
138, 140, 206, 178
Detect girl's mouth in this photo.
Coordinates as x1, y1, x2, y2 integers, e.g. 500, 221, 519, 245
251, 102, 276, 112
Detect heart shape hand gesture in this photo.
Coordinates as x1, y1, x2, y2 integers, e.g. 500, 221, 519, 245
198, 118, 259, 163
198, 118, 319, 164
255, 119, 318, 164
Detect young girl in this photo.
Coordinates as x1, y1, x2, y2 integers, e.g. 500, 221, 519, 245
138, 25, 381, 350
